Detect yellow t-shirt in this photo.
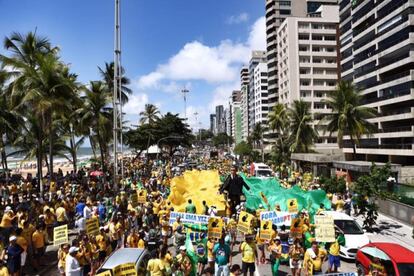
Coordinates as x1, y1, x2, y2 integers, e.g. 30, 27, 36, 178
207, 241, 215, 260
32, 230, 45, 249
0, 213, 14, 228
44, 214, 55, 225
16, 236, 28, 252
147, 258, 164, 276
241, 241, 256, 263
137, 239, 145, 249
0, 266, 9, 276
336, 200, 345, 211
55, 207, 66, 222
127, 234, 139, 248
96, 234, 107, 251
329, 241, 340, 256
305, 248, 327, 272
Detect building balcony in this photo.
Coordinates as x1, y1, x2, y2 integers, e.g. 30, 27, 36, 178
342, 146, 414, 156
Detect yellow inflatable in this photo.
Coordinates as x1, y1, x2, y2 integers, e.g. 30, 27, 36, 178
167, 170, 226, 214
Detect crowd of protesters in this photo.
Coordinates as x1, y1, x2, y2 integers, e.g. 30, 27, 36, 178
0, 157, 381, 276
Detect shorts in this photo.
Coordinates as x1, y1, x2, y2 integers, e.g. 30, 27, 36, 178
34, 247, 45, 258
242, 262, 255, 273
328, 254, 341, 268
289, 259, 302, 269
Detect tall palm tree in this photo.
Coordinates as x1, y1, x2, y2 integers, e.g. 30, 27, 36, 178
139, 104, 160, 125
98, 61, 132, 104
1, 31, 57, 190
78, 81, 112, 172
268, 103, 288, 134
323, 80, 377, 158
289, 100, 317, 153
268, 103, 290, 164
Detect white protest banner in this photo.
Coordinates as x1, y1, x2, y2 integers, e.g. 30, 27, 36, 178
169, 212, 210, 225
260, 211, 297, 226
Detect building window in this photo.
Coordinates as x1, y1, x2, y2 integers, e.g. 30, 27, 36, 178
280, 9, 291, 15
312, 34, 323, 40
312, 23, 323, 29
298, 23, 309, 29
279, 1, 291, 6
298, 34, 310, 40
325, 35, 336, 41
299, 45, 308, 51
312, 46, 321, 52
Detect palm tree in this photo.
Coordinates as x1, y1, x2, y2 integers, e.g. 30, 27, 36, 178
289, 100, 317, 153
78, 81, 112, 172
98, 61, 132, 103
139, 104, 160, 125
268, 103, 288, 134
268, 103, 290, 164
250, 123, 266, 162
323, 80, 377, 158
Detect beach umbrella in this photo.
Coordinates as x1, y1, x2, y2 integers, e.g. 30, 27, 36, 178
90, 170, 104, 177
360, 247, 390, 260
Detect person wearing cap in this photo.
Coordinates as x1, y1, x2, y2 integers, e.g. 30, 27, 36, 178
239, 235, 258, 276
65, 247, 82, 276
0, 207, 16, 244
268, 237, 282, 276
176, 246, 191, 276
6, 236, 23, 276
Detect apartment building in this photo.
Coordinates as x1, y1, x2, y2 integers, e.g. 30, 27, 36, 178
249, 51, 268, 133
339, 0, 414, 165
240, 67, 250, 140
265, 0, 338, 109
277, 5, 340, 150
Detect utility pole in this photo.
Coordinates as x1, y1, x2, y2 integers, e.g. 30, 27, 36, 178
181, 88, 189, 120
113, 0, 123, 190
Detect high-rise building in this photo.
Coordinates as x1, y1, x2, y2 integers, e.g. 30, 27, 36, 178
277, 5, 339, 151
228, 91, 243, 145
210, 114, 216, 134
240, 67, 250, 141
339, 0, 414, 165
248, 51, 267, 133
265, 0, 338, 108
215, 105, 225, 133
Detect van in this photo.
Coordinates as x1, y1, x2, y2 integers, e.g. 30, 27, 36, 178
321, 211, 370, 259
252, 162, 273, 178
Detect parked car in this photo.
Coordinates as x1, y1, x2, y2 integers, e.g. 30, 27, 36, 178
356, 242, 414, 276
320, 211, 370, 259
96, 248, 150, 275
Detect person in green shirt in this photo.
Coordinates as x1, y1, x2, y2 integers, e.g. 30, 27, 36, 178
213, 237, 232, 276
185, 199, 197, 214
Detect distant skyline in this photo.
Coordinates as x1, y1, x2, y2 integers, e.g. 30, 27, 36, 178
0, 0, 266, 131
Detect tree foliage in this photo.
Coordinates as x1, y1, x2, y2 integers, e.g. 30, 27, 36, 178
212, 132, 233, 148
319, 176, 347, 194
234, 141, 252, 157
353, 163, 391, 231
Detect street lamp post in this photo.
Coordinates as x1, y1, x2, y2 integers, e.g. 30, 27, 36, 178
181, 88, 189, 120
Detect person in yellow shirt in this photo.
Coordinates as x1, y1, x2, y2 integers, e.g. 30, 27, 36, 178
255, 232, 266, 264
226, 215, 238, 251
44, 209, 56, 243
96, 227, 109, 265
239, 235, 258, 276
146, 250, 165, 276
207, 238, 216, 271
336, 195, 345, 212
15, 228, 28, 268
32, 225, 46, 269
0, 207, 16, 242
268, 237, 282, 276
55, 205, 67, 226
160, 214, 170, 246
126, 228, 140, 248
57, 244, 69, 276
160, 246, 172, 276
304, 241, 327, 276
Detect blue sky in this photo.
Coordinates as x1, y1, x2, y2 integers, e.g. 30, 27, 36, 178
0, 0, 266, 130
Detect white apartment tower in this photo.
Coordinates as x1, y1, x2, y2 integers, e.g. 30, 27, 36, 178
240, 67, 250, 141
277, 5, 340, 150
249, 51, 268, 133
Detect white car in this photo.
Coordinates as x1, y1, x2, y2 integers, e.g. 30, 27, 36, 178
321, 211, 370, 259
252, 162, 273, 178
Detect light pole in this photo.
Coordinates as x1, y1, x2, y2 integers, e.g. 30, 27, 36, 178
156, 136, 184, 160
181, 88, 189, 120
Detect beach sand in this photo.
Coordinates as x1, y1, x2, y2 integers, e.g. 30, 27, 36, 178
11, 161, 77, 177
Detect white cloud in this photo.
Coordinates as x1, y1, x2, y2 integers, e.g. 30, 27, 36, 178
248, 16, 267, 51
134, 16, 266, 108
226, 13, 249, 24
182, 105, 209, 131
123, 93, 149, 115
